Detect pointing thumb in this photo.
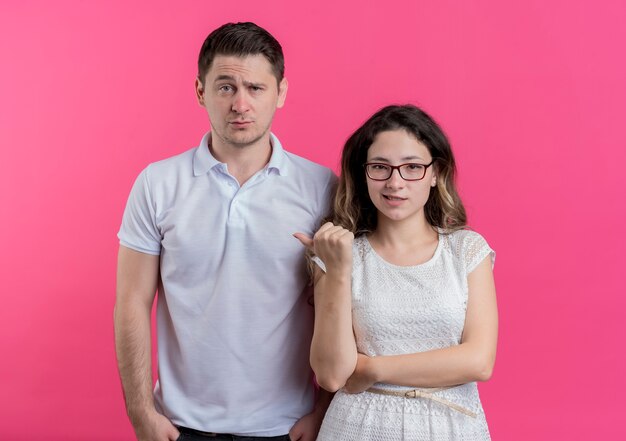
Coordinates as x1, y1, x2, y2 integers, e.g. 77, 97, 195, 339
293, 233, 314, 251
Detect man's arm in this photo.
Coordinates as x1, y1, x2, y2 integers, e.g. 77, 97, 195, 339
114, 245, 179, 441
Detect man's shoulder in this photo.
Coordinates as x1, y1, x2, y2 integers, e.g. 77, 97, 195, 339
142, 147, 197, 182
282, 150, 335, 181
147, 147, 196, 171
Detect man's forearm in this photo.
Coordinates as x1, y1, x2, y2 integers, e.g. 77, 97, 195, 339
114, 299, 156, 421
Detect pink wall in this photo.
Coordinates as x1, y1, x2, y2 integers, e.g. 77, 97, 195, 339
1, 1, 625, 439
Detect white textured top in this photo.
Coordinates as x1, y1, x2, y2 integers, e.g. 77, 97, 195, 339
118, 133, 336, 436
314, 229, 495, 440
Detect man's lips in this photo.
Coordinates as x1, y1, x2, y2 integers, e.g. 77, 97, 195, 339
229, 120, 253, 127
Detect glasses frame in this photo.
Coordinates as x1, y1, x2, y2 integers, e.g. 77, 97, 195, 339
364, 160, 435, 181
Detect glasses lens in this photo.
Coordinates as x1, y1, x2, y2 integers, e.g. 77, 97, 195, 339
367, 164, 391, 180
400, 164, 426, 180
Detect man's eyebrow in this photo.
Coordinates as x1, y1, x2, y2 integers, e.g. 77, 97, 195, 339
243, 80, 266, 88
213, 75, 266, 88
214, 74, 236, 82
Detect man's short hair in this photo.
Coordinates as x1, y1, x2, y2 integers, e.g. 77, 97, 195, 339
198, 22, 285, 85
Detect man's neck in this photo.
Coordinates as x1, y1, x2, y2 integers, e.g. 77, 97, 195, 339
210, 134, 273, 186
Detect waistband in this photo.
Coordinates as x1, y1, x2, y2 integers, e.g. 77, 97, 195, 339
177, 426, 289, 439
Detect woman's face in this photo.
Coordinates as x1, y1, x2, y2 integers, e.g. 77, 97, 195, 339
365, 129, 436, 224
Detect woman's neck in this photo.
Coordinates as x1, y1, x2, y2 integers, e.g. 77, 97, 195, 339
368, 214, 439, 266
371, 214, 436, 248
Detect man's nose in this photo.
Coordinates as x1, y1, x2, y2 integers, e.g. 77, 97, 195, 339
232, 90, 251, 113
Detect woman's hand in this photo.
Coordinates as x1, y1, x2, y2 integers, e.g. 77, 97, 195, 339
294, 222, 354, 277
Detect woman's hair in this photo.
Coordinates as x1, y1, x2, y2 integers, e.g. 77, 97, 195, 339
331, 104, 467, 235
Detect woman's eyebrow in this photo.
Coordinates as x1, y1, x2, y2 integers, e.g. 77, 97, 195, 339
368, 155, 425, 162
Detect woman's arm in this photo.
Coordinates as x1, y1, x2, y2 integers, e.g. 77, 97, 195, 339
295, 223, 358, 392
344, 256, 497, 393
310, 265, 358, 392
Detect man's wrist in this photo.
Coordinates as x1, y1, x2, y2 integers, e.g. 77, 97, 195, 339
127, 402, 158, 424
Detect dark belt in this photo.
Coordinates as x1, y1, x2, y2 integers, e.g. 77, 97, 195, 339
178, 426, 221, 437
177, 426, 290, 439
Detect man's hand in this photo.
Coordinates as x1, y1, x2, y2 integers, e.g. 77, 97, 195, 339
131, 409, 180, 441
288, 406, 326, 441
344, 353, 378, 394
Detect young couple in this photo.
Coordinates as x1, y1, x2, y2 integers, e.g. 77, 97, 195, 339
115, 21, 497, 441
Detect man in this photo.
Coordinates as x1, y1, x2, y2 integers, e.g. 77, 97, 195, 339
115, 22, 336, 441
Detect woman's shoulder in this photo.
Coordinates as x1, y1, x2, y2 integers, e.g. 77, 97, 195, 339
442, 228, 495, 272
444, 228, 489, 246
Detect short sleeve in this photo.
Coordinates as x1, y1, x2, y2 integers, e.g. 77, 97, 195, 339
461, 230, 495, 274
316, 171, 338, 223
117, 167, 161, 255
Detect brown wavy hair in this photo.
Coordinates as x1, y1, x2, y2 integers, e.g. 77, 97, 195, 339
331, 104, 467, 235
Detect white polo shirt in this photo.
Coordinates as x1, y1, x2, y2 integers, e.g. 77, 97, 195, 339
118, 133, 336, 436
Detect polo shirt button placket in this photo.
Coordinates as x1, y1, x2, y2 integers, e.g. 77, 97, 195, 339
228, 194, 244, 225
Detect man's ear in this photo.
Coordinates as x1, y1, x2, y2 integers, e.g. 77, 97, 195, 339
195, 77, 205, 106
277, 77, 288, 108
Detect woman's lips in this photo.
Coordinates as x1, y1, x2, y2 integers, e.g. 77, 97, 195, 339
382, 194, 407, 206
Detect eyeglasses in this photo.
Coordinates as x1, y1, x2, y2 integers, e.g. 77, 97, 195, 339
364, 160, 435, 181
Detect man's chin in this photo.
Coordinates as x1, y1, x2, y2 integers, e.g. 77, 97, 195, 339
224, 130, 269, 148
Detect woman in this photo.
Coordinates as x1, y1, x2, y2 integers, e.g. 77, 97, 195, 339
295, 104, 497, 440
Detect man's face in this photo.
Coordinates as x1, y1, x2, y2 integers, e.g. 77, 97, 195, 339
196, 54, 287, 150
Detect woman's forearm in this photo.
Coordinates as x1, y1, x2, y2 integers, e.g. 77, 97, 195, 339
310, 271, 357, 392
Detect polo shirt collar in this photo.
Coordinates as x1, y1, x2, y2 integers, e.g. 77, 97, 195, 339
266, 133, 288, 176
193, 132, 288, 177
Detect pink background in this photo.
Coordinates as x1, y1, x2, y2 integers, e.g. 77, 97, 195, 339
1, 1, 625, 439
